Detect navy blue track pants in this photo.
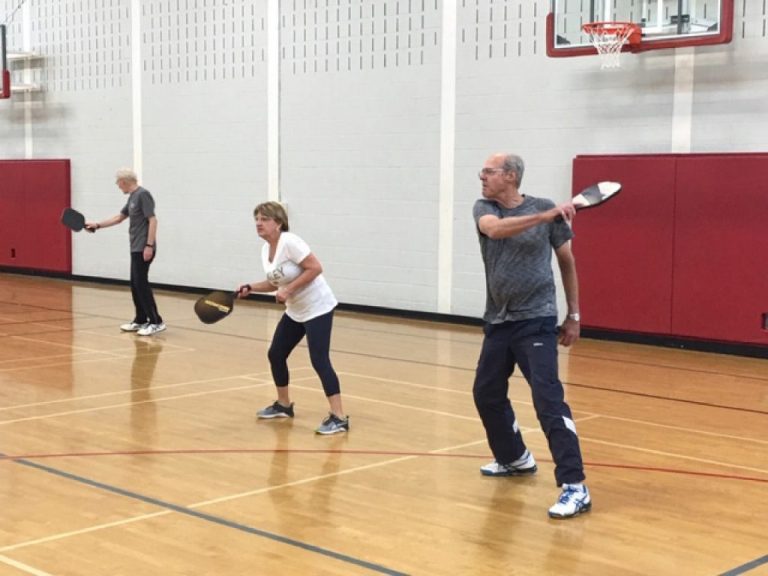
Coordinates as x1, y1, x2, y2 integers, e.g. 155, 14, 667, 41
473, 316, 585, 486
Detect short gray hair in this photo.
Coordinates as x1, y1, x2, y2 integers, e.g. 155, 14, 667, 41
115, 168, 138, 182
502, 155, 525, 187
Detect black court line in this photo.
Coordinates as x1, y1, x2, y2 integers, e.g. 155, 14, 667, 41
562, 381, 768, 416
8, 456, 409, 576
718, 554, 768, 576
5, 449, 768, 484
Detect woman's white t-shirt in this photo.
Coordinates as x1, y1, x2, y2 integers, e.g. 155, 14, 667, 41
261, 232, 338, 322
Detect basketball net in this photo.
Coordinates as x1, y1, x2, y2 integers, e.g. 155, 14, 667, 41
582, 22, 641, 69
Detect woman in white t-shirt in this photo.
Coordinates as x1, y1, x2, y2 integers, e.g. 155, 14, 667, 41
237, 201, 348, 435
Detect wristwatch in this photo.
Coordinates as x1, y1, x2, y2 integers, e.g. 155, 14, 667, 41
146, 243, 154, 248
567, 313, 581, 322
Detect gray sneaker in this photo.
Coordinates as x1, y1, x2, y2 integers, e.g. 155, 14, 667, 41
480, 450, 537, 476
315, 413, 349, 435
257, 401, 295, 419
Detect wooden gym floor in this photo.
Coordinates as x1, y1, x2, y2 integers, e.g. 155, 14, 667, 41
0, 274, 766, 576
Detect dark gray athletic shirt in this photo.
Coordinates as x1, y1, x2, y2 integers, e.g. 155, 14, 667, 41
473, 196, 573, 324
121, 187, 156, 253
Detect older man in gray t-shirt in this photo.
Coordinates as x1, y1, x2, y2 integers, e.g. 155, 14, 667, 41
475, 195, 573, 324
472, 153, 591, 520
85, 168, 165, 336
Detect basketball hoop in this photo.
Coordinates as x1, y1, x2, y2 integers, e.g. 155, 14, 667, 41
582, 22, 642, 69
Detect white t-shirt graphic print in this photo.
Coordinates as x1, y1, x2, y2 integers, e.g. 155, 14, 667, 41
261, 232, 338, 322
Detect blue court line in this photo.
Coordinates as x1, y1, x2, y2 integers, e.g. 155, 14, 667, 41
8, 456, 409, 576
718, 555, 768, 576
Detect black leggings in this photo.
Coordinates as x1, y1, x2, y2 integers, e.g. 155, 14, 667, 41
130, 251, 162, 325
268, 310, 340, 397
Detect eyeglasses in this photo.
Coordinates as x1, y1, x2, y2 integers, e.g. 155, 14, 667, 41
478, 168, 506, 178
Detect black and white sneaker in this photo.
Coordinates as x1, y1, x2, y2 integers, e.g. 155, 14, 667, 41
548, 483, 592, 518
480, 450, 538, 476
137, 323, 166, 336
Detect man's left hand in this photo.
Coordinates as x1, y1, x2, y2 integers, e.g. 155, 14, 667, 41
558, 318, 580, 347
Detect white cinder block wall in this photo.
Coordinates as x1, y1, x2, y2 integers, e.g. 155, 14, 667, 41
1, 0, 767, 321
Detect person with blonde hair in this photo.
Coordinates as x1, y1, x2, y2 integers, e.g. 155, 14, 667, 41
237, 201, 348, 435
85, 168, 165, 336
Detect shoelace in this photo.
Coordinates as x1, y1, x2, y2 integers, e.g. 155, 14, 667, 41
558, 487, 582, 504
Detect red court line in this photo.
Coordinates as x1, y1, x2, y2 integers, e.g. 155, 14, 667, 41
1, 448, 766, 484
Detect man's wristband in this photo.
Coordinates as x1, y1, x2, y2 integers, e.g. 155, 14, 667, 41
567, 313, 580, 322
146, 243, 154, 248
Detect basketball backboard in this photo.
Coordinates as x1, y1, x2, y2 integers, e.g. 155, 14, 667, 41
547, 0, 734, 58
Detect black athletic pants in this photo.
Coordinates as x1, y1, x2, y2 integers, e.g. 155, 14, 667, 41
268, 310, 340, 397
130, 251, 162, 325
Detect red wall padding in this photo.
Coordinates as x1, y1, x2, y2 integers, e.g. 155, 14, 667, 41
573, 153, 768, 346
572, 155, 677, 335
0, 159, 71, 273
673, 155, 768, 344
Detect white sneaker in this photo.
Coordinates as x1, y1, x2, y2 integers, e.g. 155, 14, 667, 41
137, 323, 167, 336
480, 450, 537, 476
548, 483, 592, 518
120, 322, 147, 332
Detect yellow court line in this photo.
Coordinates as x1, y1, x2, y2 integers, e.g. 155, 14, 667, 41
0, 345, 182, 367
273, 372, 768, 475
0, 382, 273, 426
0, 512, 171, 554
582, 436, 768, 476
0, 554, 55, 576
338, 371, 476, 395
0, 439, 492, 554
596, 414, 768, 446
9, 335, 131, 355
0, 351, 108, 366
241, 365, 314, 380
292, 383, 601, 428
0, 356, 157, 374
0, 364, 297, 412
290, 383, 481, 422
0, 372, 273, 413
0, 345, 215, 373
10, 332, 194, 353
0, 412, 761, 556
79, 330, 191, 342
339, 370, 765, 446
192, 437, 494, 508
337, 370, 577, 409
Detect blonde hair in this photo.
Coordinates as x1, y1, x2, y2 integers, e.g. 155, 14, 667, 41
253, 201, 290, 231
115, 168, 138, 182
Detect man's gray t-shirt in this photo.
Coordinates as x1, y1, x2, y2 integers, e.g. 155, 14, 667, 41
121, 187, 156, 253
473, 196, 573, 324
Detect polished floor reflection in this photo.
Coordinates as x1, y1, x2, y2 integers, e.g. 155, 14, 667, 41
0, 274, 766, 576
